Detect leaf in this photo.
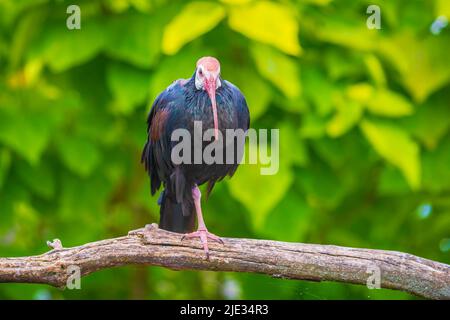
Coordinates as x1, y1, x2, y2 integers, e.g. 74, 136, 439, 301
56, 135, 101, 177
422, 134, 450, 193
0, 0, 46, 28
279, 124, 309, 166
326, 99, 363, 138
227, 142, 293, 230
12, 201, 40, 249
316, 16, 378, 51
300, 113, 327, 139
366, 89, 414, 117
228, 1, 301, 56
300, 0, 333, 5
16, 160, 55, 199
346, 83, 414, 117
0, 148, 12, 188
263, 190, 312, 242
220, 0, 251, 4
324, 49, 365, 80
435, 0, 450, 16
364, 54, 386, 87
8, 7, 46, 69
297, 160, 348, 210
103, 0, 153, 13
106, 62, 151, 114
28, 19, 107, 72
378, 33, 450, 103
223, 63, 271, 120
302, 66, 334, 116
77, 107, 124, 147
313, 132, 377, 175
57, 172, 112, 243
360, 119, 421, 190
400, 95, 450, 150
149, 46, 200, 101
346, 83, 374, 104
250, 43, 301, 99
236, 73, 271, 120
0, 109, 52, 165
162, 1, 225, 55
0, 181, 28, 236
378, 165, 411, 195
105, 12, 162, 68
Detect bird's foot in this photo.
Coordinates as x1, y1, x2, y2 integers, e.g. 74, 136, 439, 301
181, 228, 224, 259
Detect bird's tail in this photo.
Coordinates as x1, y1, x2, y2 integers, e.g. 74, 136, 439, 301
159, 190, 195, 233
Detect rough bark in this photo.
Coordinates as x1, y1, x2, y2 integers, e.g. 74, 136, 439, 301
0, 224, 449, 299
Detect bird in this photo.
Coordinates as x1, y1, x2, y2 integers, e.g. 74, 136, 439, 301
142, 56, 250, 258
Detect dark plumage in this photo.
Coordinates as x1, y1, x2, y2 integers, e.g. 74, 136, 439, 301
142, 57, 249, 256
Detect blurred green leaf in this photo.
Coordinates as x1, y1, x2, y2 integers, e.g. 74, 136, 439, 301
379, 34, 450, 103
251, 43, 301, 99
312, 132, 376, 185
0, 148, 12, 188
106, 12, 162, 68
347, 83, 414, 117
0, 178, 29, 236
227, 142, 293, 230
360, 119, 421, 190
0, 109, 52, 165
56, 134, 101, 177
103, 0, 154, 13
162, 1, 225, 55
220, 0, 251, 4
29, 19, 107, 72
364, 54, 386, 87
400, 95, 450, 150
378, 165, 411, 196
300, 113, 327, 139
12, 201, 40, 249
323, 49, 365, 80
149, 45, 200, 100
57, 172, 112, 245
9, 7, 47, 69
316, 15, 378, 51
280, 124, 309, 166
366, 89, 414, 117
422, 134, 450, 193
297, 160, 347, 210
0, 0, 47, 28
302, 66, 334, 116
224, 64, 271, 120
435, 0, 450, 16
228, 1, 301, 56
107, 62, 151, 114
326, 98, 363, 138
346, 83, 374, 104
16, 160, 55, 199
263, 190, 312, 242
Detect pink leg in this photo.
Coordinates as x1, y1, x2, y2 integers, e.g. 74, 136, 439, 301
181, 185, 223, 258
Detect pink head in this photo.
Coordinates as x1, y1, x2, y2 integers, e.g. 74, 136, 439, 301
195, 57, 221, 140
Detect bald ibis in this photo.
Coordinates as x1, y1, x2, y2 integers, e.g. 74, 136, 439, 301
142, 57, 250, 258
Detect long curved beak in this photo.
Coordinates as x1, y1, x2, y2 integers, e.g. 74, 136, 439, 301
205, 77, 219, 140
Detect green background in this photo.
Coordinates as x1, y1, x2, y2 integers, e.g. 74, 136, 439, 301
0, 0, 449, 299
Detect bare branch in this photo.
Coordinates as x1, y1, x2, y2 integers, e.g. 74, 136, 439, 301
0, 224, 449, 299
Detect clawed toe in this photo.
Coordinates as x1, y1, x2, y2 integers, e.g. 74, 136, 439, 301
181, 229, 224, 258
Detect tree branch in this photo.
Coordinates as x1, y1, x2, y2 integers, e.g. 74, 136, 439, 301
0, 224, 449, 299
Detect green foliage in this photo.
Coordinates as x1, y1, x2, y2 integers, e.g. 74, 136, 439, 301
0, 0, 449, 300
162, 1, 226, 54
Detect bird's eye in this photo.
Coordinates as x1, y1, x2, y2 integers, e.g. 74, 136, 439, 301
198, 69, 203, 77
